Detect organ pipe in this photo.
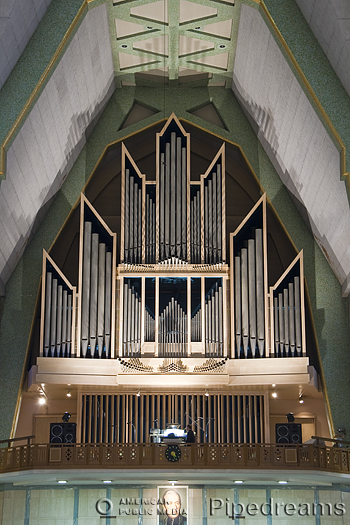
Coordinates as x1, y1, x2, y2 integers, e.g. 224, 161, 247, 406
80, 218, 113, 358
273, 274, 303, 358
205, 280, 223, 357
234, 227, 265, 358
42, 264, 74, 358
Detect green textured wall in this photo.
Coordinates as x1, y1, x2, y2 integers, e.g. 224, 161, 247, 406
264, 0, 350, 179
0, 85, 348, 440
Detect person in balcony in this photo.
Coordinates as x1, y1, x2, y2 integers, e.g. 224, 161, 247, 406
185, 425, 195, 443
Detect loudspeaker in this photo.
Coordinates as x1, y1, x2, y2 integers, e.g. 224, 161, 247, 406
275, 423, 302, 444
50, 422, 76, 444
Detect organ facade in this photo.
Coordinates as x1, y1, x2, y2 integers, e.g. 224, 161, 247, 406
33, 115, 317, 446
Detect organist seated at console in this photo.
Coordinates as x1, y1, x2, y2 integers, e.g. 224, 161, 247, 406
150, 424, 186, 443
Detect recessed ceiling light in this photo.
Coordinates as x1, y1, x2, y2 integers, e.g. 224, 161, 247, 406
279, 481, 288, 484
103, 480, 112, 484
234, 480, 243, 484
57, 480, 67, 484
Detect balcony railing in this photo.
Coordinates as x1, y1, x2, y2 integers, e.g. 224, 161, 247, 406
1, 442, 350, 474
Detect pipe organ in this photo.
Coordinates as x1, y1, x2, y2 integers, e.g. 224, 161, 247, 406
39, 114, 307, 361
36, 114, 314, 446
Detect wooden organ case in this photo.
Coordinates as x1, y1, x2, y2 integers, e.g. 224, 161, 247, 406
37, 114, 310, 445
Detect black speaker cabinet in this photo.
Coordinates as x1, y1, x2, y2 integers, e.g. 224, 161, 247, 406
275, 423, 302, 444
50, 422, 76, 444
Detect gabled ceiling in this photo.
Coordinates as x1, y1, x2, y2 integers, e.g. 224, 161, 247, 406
0, 0, 350, 298
107, 0, 237, 87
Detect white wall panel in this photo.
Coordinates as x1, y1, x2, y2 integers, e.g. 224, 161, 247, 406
296, 0, 350, 100
233, 4, 350, 295
0, 0, 51, 88
0, 4, 115, 290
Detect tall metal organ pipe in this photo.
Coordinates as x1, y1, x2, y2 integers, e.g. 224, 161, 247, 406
158, 299, 187, 357
159, 132, 187, 261
124, 169, 142, 264
234, 229, 265, 358
205, 281, 223, 357
273, 275, 302, 357
81, 221, 112, 358
190, 189, 201, 263
123, 280, 141, 356
203, 164, 223, 264
43, 271, 73, 357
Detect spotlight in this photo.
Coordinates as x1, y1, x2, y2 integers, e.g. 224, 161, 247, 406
38, 397, 46, 405
57, 480, 67, 484
62, 412, 71, 422
234, 480, 243, 484
286, 413, 295, 423
272, 391, 277, 398
103, 480, 112, 484
67, 390, 71, 398
136, 390, 141, 397
279, 481, 288, 485
298, 394, 304, 404
205, 390, 209, 397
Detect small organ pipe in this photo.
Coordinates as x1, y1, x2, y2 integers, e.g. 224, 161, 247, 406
176, 137, 182, 253
181, 146, 187, 258
62, 289, 67, 356
129, 176, 134, 259
278, 292, 284, 355
124, 169, 129, 260
248, 239, 257, 355
160, 152, 165, 260
90, 233, 99, 356
204, 184, 209, 262
50, 278, 58, 356
56, 284, 63, 356
208, 178, 213, 263
217, 164, 222, 261
190, 198, 194, 261
218, 284, 223, 356
170, 133, 176, 255
165, 142, 170, 259
97, 243, 106, 358
212, 171, 217, 262
283, 288, 289, 355
44, 272, 52, 356
294, 276, 302, 356
104, 251, 112, 357
123, 282, 128, 354
81, 221, 92, 357
215, 284, 219, 356
138, 187, 142, 262
134, 182, 138, 262
67, 294, 72, 355
255, 229, 264, 357
289, 282, 295, 355
241, 248, 249, 357
146, 193, 150, 263
235, 256, 242, 356
274, 296, 279, 356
